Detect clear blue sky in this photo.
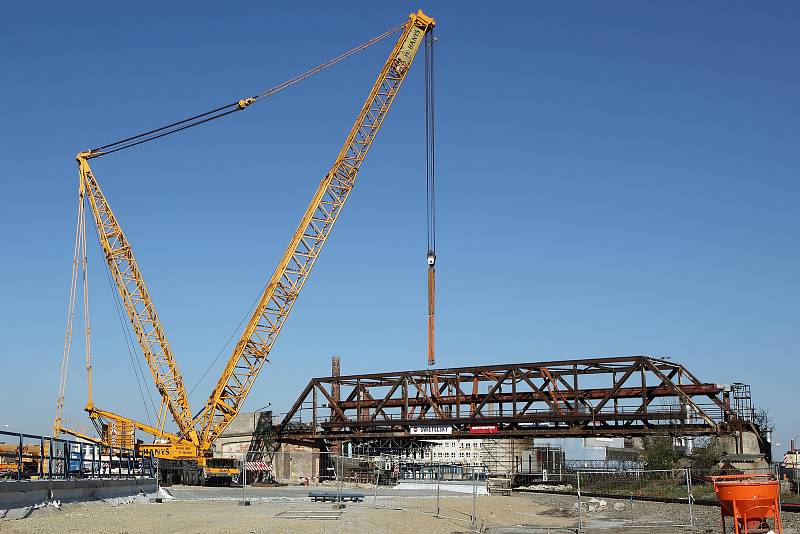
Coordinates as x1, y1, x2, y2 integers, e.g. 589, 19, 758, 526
0, 2, 797, 453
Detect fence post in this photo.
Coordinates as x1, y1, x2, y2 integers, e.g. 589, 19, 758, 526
17, 433, 23, 480
48, 437, 54, 480
577, 471, 583, 530
471, 471, 478, 530
373, 470, 378, 508
436, 478, 441, 517
775, 463, 783, 531
79, 444, 85, 478
340, 456, 344, 503
39, 436, 44, 479
686, 468, 694, 527
242, 452, 248, 505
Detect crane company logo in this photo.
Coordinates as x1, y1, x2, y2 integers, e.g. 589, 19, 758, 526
397, 27, 424, 70
410, 425, 452, 435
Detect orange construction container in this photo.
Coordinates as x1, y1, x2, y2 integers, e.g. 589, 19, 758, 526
711, 474, 782, 534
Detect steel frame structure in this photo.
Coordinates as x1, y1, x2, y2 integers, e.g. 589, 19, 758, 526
277, 356, 764, 445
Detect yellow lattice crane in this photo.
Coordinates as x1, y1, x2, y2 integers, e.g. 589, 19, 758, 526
55, 10, 436, 485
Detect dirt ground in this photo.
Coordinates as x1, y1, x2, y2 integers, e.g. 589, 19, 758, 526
3, 493, 797, 533
0, 496, 575, 534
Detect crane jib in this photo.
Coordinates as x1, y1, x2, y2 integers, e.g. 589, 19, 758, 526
397, 26, 426, 71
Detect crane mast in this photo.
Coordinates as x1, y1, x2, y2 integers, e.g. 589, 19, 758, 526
198, 11, 436, 448
76, 155, 199, 446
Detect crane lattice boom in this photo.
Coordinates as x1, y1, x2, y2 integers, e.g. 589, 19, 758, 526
77, 156, 199, 445
198, 11, 435, 448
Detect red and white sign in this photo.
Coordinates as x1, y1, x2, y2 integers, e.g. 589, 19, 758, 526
469, 425, 498, 434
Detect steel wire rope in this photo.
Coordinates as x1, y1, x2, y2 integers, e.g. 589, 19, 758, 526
54, 192, 85, 431
424, 29, 437, 367
187, 285, 266, 403
86, 23, 404, 158
101, 258, 159, 426
95, 226, 159, 427
424, 29, 436, 256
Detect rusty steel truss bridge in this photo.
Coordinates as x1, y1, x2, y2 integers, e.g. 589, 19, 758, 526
276, 356, 766, 453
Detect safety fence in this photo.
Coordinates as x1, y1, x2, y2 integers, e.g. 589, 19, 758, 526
0, 429, 154, 481
163, 451, 489, 530
515, 465, 790, 531
779, 463, 800, 495
156, 451, 791, 532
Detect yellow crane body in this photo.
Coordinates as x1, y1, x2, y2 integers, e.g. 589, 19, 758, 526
55, 10, 436, 477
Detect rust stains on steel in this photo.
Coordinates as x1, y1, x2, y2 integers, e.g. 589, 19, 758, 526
277, 356, 765, 446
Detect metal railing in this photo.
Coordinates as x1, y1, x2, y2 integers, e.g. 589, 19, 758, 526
0, 429, 154, 481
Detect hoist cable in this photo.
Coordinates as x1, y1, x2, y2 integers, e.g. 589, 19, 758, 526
108, 283, 157, 425
87, 23, 404, 159
101, 257, 159, 426
91, 205, 159, 425
425, 30, 436, 256
424, 29, 437, 367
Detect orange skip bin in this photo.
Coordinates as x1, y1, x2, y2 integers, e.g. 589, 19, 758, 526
711, 474, 782, 534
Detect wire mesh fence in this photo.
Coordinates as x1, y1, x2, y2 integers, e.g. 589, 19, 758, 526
158, 451, 488, 529
155, 450, 794, 532
576, 468, 694, 529
510, 468, 697, 529
369, 466, 485, 529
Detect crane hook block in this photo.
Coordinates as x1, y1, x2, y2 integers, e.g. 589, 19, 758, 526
427, 252, 436, 266
238, 97, 256, 110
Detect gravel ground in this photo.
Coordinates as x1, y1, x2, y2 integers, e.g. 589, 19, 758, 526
516, 491, 800, 532
0, 495, 573, 533
2, 489, 798, 532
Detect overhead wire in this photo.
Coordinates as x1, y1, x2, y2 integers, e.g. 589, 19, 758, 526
86, 23, 404, 159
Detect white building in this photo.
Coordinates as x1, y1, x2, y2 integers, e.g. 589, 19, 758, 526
426, 439, 484, 466
395, 439, 484, 466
